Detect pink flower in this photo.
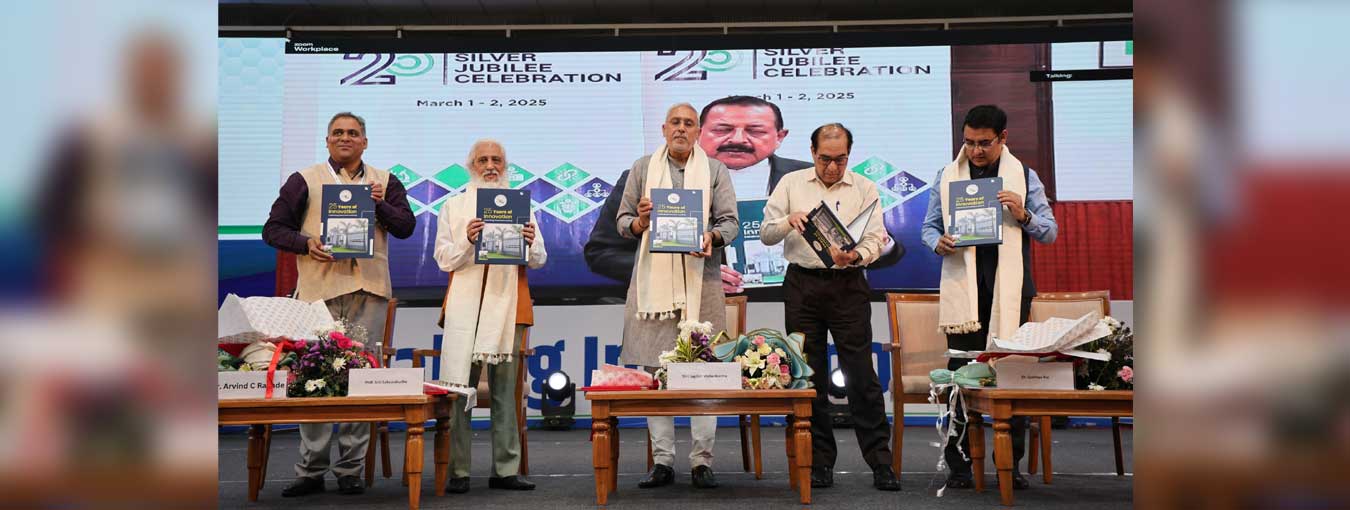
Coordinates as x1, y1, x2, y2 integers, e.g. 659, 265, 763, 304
753, 336, 765, 346
766, 353, 781, 366
330, 332, 353, 350
1118, 366, 1133, 383
779, 364, 790, 375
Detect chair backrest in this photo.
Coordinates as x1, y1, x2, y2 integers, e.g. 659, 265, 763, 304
383, 298, 398, 345
378, 298, 398, 367
725, 296, 748, 338
275, 251, 298, 297
1029, 290, 1111, 323
885, 293, 948, 395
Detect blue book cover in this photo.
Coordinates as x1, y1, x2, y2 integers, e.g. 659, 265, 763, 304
648, 188, 704, 253
320, 184, 375, 259
727, 199, 787, 287
947, 177, 1004, 247
475, 188, 531, 265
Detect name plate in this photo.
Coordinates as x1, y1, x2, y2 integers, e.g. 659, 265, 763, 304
666, 362, 741, 390
218, 370, 288, 400
995, 362, 1074, 390
347, 368, 424, 396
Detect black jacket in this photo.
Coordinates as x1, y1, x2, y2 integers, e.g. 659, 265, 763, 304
582, 153, 904, 284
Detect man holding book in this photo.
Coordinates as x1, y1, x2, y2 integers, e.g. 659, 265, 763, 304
616, 103, 739, 489
760, 123, 900, 491
921, 104, 1058, 490
433, 139, 546, 493
261, 111, 415, 497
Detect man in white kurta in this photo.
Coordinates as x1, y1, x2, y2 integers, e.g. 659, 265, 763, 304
433, 139, 546, 493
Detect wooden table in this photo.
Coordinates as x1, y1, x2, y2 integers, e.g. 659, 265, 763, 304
218, 394, 456, 510
584, 389, 816, 505
961, 388, 1133, 506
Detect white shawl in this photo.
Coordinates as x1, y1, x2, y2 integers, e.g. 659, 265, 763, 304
633, 144, 712, 322
937, 148, 1027, 345
436, 185, 523, 388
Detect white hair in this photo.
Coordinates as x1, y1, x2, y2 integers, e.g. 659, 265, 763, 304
666, 102, 698, 123
466, 139, 508, 187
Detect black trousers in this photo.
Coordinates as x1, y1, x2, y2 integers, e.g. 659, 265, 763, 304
943, 292, 1034, 478
784, 264, 892, 470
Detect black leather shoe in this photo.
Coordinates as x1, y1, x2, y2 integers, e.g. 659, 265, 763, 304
691, 466, 718, 489
489, 475, 536, 490
944, 474, 974, 489
998, 473, 1030, 490
446, 476, 470, 494
872, 465, 900, 491
810, 468, 833, 488
281, 476, 325, 497
638, 464, 674, 488
337, 475, 364, 495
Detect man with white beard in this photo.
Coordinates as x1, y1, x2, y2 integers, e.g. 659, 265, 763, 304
433, 139, 546, 493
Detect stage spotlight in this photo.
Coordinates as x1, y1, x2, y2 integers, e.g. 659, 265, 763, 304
829, 368, 848, 398
541, 370, 575, 430
828, 368, 854, 427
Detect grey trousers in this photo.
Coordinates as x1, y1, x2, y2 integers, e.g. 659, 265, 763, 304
643, 367, 716, 469
448, 326, 525, 478
294, 290, 388, 479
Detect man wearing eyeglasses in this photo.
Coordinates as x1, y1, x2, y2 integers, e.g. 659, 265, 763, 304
262, 111, 416, 497
760, 123, 901, 491
921, 104, 1058, 490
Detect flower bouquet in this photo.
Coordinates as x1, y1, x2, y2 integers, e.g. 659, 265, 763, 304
287, 321, 378, 397
711, 328, 814, 390
653, 321, 725, 389
1074, 316, 1133, 390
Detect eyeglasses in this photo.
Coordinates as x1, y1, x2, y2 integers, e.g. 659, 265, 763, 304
816, 155, 849, 167
963, 138, 1000, 150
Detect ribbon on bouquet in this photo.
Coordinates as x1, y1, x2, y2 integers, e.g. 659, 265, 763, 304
928, 381, 969, 497
265, 341, 287, 399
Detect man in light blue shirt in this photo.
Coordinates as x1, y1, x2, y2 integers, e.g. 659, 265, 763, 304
920, 105, 1057, 490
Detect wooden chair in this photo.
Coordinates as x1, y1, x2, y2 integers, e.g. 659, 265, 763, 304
643, 296, 756, 476
884, 293, 951, 480
363, 298, 399, 487
406, 328, 535, 482
1024, 290, 1127, 481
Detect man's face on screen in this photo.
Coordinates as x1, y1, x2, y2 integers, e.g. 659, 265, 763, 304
699, 104, 787, 170
962, 126, 1005, 168
471, 143, 506, 186
325, 117, 367, 164
662, 106, 699, 157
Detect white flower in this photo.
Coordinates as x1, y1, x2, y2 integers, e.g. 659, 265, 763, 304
305, 379, 327, 392
332, 357, 347, 370
659, 349, 679, 364
676, 320, 713, 336
1088, 383, 1105, 391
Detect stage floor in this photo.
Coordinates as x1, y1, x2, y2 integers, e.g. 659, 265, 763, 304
219, 424, 1132, 509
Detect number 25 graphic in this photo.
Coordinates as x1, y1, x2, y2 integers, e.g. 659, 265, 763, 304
341, 54, 395, 85
654, 50, 708, 81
